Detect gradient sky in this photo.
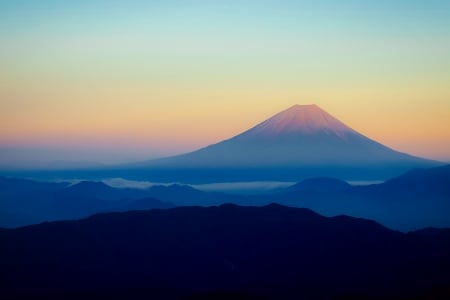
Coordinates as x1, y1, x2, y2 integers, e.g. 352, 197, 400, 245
1, 0, 450, 166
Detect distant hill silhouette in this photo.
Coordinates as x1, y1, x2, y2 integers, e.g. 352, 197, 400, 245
1, 204, 450, 299
1, 165, 450, 230
62, 181, 119, 197
383, 164, 450, 193
0, 177, 70, 227
0, 178, 175, 227
274, 164, 450, 230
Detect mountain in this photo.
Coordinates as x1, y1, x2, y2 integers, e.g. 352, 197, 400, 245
60, 181, 122, 199
0, 177, 70, 227
274, 164, 450, 231
1, 165, 449, 230
1, 204, 450, 299
129, 104, 439, 182
0, 175, 254, 228
382, 164, 450, 193
0, 104, 440, 182
0, 177, 175, 227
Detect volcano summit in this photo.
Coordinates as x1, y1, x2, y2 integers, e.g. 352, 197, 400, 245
128, 104, 439, 182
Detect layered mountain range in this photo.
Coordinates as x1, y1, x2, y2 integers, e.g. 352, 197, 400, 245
1, 105, 447, 299
1, 164, 449, 230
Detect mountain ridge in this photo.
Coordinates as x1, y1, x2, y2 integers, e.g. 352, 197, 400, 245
1, 204, 450, 299
1, 165, 449, 230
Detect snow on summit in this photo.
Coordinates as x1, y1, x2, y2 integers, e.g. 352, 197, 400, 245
240, 104, 356, 139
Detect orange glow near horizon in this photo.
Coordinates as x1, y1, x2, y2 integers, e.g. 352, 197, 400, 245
1, 1, 450, 164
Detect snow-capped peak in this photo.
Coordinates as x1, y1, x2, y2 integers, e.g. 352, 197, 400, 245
240, 104, 356, 139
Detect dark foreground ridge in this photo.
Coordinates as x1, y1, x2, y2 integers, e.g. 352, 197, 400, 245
1, 204, 450, 299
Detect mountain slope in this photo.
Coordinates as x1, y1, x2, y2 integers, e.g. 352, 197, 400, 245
1, 204, 450, 299
131, 104, 438, 182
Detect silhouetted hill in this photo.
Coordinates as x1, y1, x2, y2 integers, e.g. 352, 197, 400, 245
1, 165, 449, 230
126, 197, 175, 211
1, 204, 450, 299
145, 184, 246, 206
0, 176, 69, 193
58, 180, 155, 200
0, 177, 69, 227
275, 164, 450, 230
62, 181, 118, 197
382, 164, 450, 193
0, 177, 175, 227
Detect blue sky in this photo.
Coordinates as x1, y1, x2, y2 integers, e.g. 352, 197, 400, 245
1, 0, 450, 165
